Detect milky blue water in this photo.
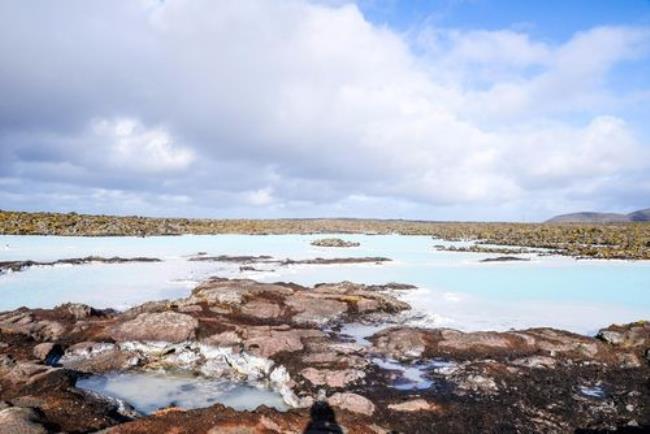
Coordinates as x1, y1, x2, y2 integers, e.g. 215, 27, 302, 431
1, 234, 649, 333
76, 371, 288, 414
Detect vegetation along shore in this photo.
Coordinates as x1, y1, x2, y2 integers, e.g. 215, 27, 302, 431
1, 210, 649, 260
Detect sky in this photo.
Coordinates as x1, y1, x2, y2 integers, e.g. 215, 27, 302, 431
1, 0, 649, 221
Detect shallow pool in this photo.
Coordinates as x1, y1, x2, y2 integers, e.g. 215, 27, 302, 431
76, 371, 288, 414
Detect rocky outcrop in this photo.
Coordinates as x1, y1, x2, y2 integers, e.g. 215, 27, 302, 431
387, 399, 441, 412
0, 407, 49, 434
187, 254, 390, 267
480, 256, 531, 262
0, 277, 648, 433
301, 367, 365, 388
0, 311, 66, 342
311, 238, 360, 248
597, 321, 650, 349
327, 392, 375, 416
281, 257, 390, 265
111, 312, 199, 343
370, 326, 622, 364
184, 278, 409, 327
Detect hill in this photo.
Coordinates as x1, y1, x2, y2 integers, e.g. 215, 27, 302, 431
547, 208, 650, 223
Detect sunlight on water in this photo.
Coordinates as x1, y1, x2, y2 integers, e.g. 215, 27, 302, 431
1, 234, 649, 333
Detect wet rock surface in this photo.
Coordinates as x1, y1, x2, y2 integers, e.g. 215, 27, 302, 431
0, 277, 648, 433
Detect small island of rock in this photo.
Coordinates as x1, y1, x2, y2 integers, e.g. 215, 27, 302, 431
311, 238, 360, 248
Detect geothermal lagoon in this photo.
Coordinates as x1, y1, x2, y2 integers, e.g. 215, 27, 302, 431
1, 233, 650, 429
1, 234, 649, 334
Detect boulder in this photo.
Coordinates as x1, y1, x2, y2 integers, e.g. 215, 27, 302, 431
371, 328, 427, 360
597, 322, 650, 349
286, 295, 348, 326
438, 330, 514, 351
4, 362, 65, 387
240, 300, 282, 319
190, 279, 294, 306
388, 399, 441, 412
327, 392, 375, 416
32, 343, 63, 365
60, 342, 140, 372
59, 303, 98, 319
177, 304, 203, 313
0, 312, 65, 341
202, 331, 242, 348
111, 312, 198, 343
310, 238, 360, 248
0, 407, 48, 434
301, 368, 365, 388
241, 326, 323, 358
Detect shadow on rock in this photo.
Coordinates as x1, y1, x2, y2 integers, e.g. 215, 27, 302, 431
303, 400, 343, 434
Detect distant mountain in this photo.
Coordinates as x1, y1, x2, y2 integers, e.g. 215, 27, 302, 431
628, 208, 650, 222
546, 208, 650, 223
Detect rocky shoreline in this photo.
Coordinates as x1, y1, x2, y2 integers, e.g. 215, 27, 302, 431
2, 210, 649, 260
0, 276, 648, 433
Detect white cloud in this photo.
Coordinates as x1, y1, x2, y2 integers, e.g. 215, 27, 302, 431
0, 1, 648, 219
91, 118, 195, 173
244, 188, 275, 206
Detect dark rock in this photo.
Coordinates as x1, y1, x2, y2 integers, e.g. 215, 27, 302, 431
480, 256, 531, 262
0, 256, 160, 274
311, 238, 361, 248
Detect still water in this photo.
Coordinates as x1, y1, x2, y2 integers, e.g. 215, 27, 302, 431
76, 371, 288, 414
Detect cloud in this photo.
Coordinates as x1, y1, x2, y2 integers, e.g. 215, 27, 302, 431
0, 0, 648, 220
92, 118, 195, 173
244, 188, 275, 206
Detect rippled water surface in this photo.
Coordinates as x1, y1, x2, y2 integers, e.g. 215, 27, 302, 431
2, 234, 649, 333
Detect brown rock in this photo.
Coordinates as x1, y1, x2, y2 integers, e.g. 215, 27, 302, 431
111, 312, 198, 343
202, 330, 242, 347
388, 399, 441, 412
5, 362, 62, 386
356, 299, 380, 312
241, 327, 323, 358
32, 343, 56, 361
301, 367, 365, 388
371, 328, 427, 360
438, 331, 514, 351
59, 303, 97, 319
286, 295, 348, 326
302, 352, 339, 364
178, 304, 203, 313
327, 392, 375, 416
0, 312, 65, 341
190, 279, 294, 306
240, 300, 282, 319
0, 407, 48, 434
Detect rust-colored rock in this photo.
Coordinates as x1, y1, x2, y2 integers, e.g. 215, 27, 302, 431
111, 312, 198, 343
